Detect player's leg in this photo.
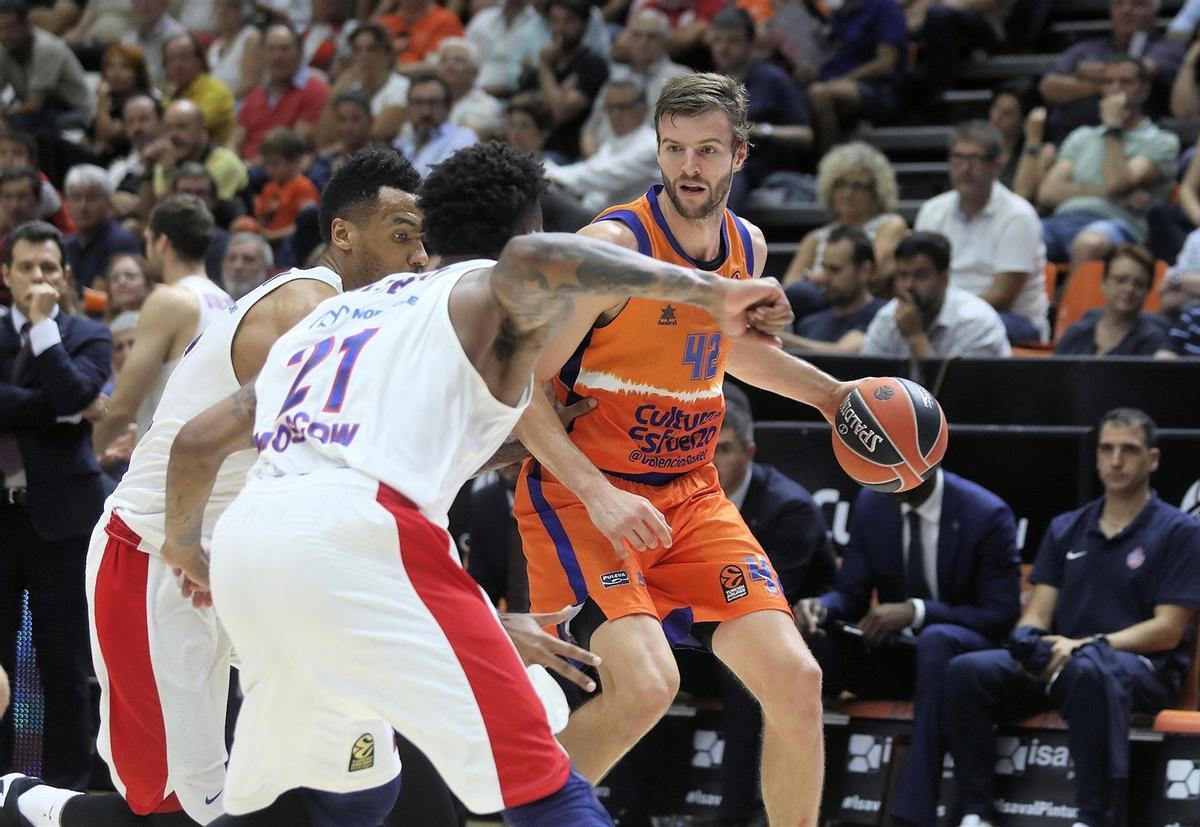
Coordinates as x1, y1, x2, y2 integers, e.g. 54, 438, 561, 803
88, 516, 230, 825
1, 775, 201, 827
555, 613, 679, 783
711, 610, 823, 827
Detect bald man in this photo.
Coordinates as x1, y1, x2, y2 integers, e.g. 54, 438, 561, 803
143, 100, 249, 203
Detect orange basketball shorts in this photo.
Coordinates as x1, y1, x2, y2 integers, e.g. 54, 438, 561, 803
514, 461, 792, 646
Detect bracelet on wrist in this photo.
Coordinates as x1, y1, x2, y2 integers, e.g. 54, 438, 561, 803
1023, 143, 1042, 156
1103, 126, 1125, 139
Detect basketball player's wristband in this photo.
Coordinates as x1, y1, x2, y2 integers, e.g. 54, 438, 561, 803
908, 598, 926, 630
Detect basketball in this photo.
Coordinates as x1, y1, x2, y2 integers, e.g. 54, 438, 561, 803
831, 377, 948, 493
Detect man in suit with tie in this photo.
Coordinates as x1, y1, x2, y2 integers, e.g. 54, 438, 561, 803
796, 467, 1021, 827
711, 387, 837, 826
0, 221, 111, 790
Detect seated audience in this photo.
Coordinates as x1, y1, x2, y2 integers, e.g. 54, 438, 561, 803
99, 310, 140, 480
945, 408, 1200, 827
221, 231, 274, 299
913, 0, 1014, 105
580, 8, 689, 158
253, 128, 319, 243
501, 92, 592, 232
1147, 124, 1200, 263
316, 23, 410, 146
0, 0, 95, 134
1037, 58, 1178, 267
708, 7, 812, 212
862, 231, 1013, 358
107, 94, 162, 197
301, 0, 353, 73
63, 164, 142, 292
0, 167, 46, 243
162, 33, 237, 146
805, 0, 908, 151
784, 141, 907, 293
91, 43, 155, 160
517, 0, 609, 162
1159, 225, 1200, 314
100, 252, 155, 317
792, 227, 884, 352
377, 0, 465, 66
544, 77, 658, 213
0, 130, 74, 234
394, 71, 477, 178
121, 0, 185, 88
235, 23, 330, 163
208, 0, 263, 101
714, 389, 836, 826
1157, 302, 1200, 357
1056, 244, 1167, 356
916, 121, 1049, 343
465, 0, 544, 97
309, 92, 382, 191
436, 38, 503, 138
989, 89, 1055, 208
795, 467, 1020, 827
147, 99, 249, 203
1040, 0, 1182, 143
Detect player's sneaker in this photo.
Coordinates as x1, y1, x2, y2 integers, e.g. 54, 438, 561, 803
0, 773, 39, 827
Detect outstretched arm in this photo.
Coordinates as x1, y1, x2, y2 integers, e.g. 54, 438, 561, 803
161, 381, 258, 605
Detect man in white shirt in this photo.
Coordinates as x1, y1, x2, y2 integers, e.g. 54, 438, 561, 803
466, 0, 544, 96
915, 121, 1049, 343
579, 9, 691, 156
544, 77, 660, 213
862, 231, 1012, 358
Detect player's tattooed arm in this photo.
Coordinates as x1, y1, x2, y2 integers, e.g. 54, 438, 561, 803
490, 233, 740, 336
162, 381, 259, 604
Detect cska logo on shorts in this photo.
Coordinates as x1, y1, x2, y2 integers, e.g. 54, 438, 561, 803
349, 733, 376, 772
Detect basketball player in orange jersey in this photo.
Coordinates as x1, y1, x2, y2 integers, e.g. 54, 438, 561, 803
513, 73, 856, 826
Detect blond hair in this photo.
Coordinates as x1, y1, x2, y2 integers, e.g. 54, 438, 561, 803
654, 73, 749, 148
815, 141, 899, 213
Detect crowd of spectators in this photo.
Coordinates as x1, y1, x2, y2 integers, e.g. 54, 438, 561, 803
1, 0, 1200, 824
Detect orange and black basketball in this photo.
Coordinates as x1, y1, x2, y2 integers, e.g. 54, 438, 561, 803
831, 377, 948, 493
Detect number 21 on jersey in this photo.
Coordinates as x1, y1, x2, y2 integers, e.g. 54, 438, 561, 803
278, 328, 379, 416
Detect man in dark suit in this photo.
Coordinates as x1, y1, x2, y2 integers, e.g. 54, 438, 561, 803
711, 388, 837, 826
0, 221, 111, 790
796, 468, 1021, 827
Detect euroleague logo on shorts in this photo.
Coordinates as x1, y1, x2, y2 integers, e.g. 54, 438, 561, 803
348, 733, 375, 772
720, 565, 747, 603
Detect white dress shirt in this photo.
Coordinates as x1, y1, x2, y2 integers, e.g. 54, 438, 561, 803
900, 469, 944, 629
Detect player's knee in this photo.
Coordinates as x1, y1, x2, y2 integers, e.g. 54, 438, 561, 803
753, 649, 822, 720
606, 663, 678, 735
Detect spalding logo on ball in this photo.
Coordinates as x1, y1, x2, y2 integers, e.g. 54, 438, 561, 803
832, 376, 948, 493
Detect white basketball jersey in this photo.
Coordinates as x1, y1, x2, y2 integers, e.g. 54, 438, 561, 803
110, 267, 344, 554
134, 275, 235, 437
250, 260, 530, 525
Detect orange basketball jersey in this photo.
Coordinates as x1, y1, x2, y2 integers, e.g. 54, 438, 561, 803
556, 185, 758, 484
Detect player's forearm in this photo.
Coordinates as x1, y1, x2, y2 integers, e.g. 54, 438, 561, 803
725, 341, 845, 421
164, 383, 258, 552
471, 433, 530, 477
494, 233, 724, 335
93, 406, 136, 456
512, 389, 611, 499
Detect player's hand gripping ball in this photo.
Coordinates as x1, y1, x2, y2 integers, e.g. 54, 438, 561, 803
832, 377, 947, 493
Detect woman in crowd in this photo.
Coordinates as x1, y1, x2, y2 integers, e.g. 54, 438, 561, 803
90, 44, 155, 160
100, 253, 155, 321
783, 141, 907, 295
209, 0, 264, 101
1055, 244, 1167, 356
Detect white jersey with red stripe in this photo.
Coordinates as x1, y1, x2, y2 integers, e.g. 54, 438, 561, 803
134, 275, 235, 438
249, 259, 530, 526
109, 267, 343, 554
